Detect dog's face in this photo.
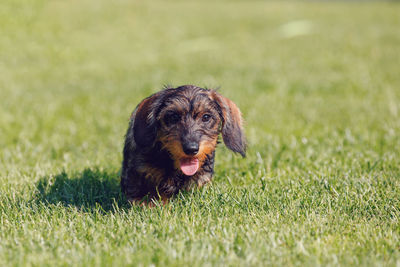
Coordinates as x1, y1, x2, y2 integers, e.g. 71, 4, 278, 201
156, 89, 222, 175
132, 85, 246, 176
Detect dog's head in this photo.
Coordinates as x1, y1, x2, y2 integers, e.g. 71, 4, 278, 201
132, 85, 246, 176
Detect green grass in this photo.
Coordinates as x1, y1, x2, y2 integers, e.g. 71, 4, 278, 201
1, 0, 400, 266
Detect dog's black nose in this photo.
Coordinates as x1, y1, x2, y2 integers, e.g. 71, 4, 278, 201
182, 142, 199, 155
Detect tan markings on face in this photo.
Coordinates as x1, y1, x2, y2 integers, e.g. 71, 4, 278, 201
197, 138, 218, 163
158, 134, 187, 169
159, 133, 218, 170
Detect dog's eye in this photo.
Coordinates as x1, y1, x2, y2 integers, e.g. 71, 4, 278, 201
202, 114, 211, 122
165, 113, 180, 125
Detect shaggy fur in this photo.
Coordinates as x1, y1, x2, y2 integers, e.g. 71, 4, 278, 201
120, 85, 246, 204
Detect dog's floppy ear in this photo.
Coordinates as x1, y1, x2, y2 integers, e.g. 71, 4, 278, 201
132, 92, 163, 148
212, 91, 246, 157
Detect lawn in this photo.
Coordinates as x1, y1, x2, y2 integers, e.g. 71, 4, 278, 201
1, 0, 400, 266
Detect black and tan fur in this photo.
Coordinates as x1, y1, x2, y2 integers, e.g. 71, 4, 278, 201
121, 85, 246, 204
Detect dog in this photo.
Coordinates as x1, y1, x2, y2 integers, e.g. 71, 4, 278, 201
120, 85, 246, 204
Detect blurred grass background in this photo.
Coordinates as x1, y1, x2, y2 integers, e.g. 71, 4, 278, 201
1, 0, 400, 266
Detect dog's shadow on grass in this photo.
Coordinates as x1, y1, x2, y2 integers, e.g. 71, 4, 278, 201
35, 168, 130, 212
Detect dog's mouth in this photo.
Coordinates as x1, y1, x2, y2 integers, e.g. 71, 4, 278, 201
179, 157, 199, 176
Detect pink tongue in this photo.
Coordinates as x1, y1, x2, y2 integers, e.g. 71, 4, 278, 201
180, 158, 199, 176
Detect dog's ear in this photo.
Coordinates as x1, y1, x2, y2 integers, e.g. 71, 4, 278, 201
212, 91, 246, 157
132, 92, 162, 148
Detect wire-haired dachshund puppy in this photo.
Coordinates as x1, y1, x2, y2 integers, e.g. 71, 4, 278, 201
121, 85, 246, 204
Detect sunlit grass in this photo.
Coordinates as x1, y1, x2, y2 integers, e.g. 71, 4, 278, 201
1, 0, 399, 266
